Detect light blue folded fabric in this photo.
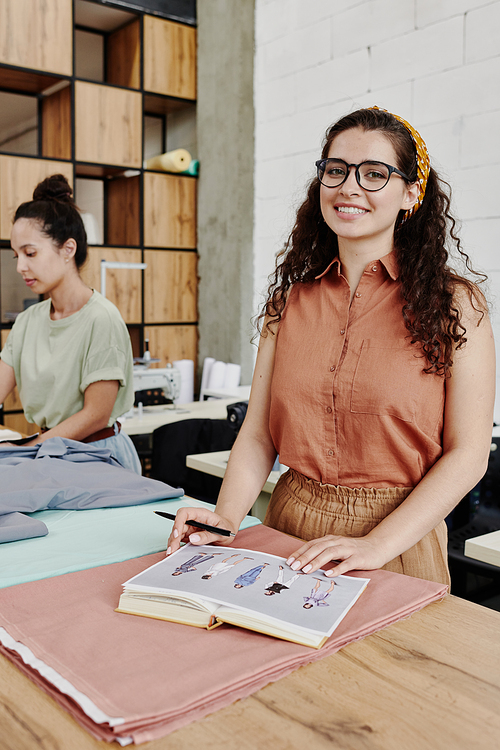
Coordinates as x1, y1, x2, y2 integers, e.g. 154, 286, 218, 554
0, 437, 183, 543
0, 512, 48, 543
0, 436, 121, 465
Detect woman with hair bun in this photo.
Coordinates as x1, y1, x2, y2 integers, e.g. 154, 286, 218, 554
0, 174, 141, 473
167, 108, 495, 586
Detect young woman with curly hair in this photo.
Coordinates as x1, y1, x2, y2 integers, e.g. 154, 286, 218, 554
168, 108, 495, 586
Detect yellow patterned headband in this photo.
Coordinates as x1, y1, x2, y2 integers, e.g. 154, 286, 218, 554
370, 106, 430, 220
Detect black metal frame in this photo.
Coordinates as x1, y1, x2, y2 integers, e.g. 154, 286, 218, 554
89, 0, 196, 26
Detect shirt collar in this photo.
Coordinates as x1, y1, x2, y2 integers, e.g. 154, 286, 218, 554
315, 251, 399, 281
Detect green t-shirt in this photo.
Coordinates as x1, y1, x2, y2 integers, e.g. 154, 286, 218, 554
0, 291, 134, 429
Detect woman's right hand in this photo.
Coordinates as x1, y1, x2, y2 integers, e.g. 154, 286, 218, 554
166, 506, 238, 555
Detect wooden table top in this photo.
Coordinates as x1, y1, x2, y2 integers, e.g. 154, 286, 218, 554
120, 398, 239, 436
0, 594, 498, 749
186, 449, 280, 494
465, 529, 500, 568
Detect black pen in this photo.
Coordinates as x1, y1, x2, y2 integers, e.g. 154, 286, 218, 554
154, 510, 236, 537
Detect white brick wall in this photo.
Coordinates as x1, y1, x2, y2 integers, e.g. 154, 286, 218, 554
254, 0, 500, 420
331, 0, 415, 57
466, 3, 500, 62
370, 17, 465, 88
295, 49, 370, 112
416, 0, 493, 27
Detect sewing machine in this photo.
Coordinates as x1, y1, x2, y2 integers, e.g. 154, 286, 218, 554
133, 363, 181, 403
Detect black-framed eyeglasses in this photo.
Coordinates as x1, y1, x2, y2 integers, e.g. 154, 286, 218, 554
315, 158, 411, 192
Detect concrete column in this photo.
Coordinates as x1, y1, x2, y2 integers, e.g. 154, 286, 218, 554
196, 0, 256, 387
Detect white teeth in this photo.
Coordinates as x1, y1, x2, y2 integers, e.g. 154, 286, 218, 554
336, 206, 366, 214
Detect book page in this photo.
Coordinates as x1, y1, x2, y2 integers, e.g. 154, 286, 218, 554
122, 544, 370, 639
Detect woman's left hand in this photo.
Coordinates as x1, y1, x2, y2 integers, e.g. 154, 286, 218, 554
285, 534, 388, 577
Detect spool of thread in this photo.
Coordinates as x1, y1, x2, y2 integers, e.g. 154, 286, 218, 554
172, 359, 194, 404
145, 149, 192, 173
207, 361, 227, 390
224, 363, 241, 389
199, 357, 215, 400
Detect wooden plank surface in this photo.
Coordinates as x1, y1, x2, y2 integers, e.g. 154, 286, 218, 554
42, 84, 72, 160
0, 596, 498, 749
144, 173, 197, 249
106, 174, 140, 247
1, 411, 38, 435
0, 0, 72, 75
143, 16, 196, 100
0, 329, 40, 433
144, 324, 198, 368
0, 155, 73, 240
0, 329, 22, 412
107, 19, 141, 90
0, 67, 65, 95
75, 81, 142, 168
80, 247, 142, 324
144, 249, 198, 323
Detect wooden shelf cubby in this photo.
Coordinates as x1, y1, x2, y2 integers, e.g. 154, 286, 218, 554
144, 324, 198, 369
0, 329, 39, 435
80, 246, 143, 324
106, 173, 141, 247
143, 172, 197, 249
0, 155, 73, 239
0, 0, 198, 426
75, 81, 143, 168
143, 16, 196, 100
144, 249, 198, 324
0, 0, 72, 77
107, 18, 141, 90
41, 85, 72, 160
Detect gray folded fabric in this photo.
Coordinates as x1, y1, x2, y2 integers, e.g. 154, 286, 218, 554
0, 438, 183, 543
0, 512, 49, 542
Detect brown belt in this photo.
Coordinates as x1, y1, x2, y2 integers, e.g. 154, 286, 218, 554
81, 422, 121, 443
41, 422, 121, 443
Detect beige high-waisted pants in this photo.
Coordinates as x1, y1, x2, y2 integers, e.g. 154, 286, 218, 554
264, 468, 450, 586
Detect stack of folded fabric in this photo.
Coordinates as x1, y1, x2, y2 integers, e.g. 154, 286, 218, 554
0, 525, 447, 744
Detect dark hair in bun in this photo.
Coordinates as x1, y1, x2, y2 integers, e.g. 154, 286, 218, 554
14, 174, 87, 269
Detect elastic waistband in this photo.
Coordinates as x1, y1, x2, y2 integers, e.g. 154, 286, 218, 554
279, 468, 413, 521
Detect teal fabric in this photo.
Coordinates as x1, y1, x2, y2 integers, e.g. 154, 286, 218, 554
0, 497, 260, 589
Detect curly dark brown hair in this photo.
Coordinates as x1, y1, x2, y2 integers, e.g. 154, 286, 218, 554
259, 108, 487, 376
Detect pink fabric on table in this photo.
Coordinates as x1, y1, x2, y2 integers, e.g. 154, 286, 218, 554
0, 524, 447, 744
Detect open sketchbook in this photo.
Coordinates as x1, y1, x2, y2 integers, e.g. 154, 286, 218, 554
116, 543, 370, 649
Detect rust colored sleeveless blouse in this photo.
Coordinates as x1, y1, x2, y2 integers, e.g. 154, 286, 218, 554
269, 253, 445, 489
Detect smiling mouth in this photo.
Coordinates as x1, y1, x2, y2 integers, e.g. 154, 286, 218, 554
335, 206, 368, 215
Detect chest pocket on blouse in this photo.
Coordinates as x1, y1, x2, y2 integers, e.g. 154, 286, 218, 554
350, 339, 425, 423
